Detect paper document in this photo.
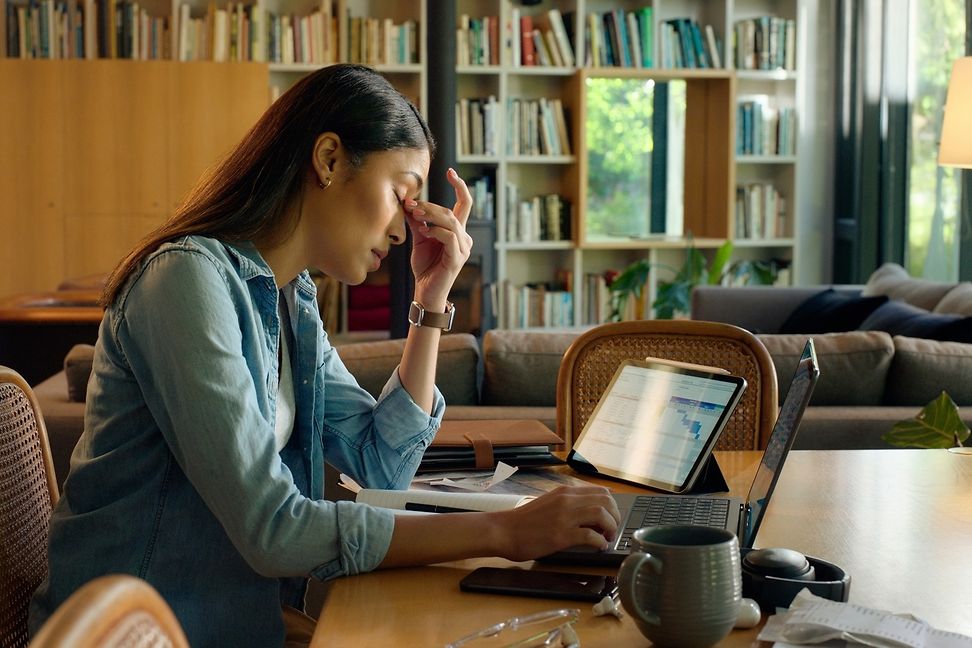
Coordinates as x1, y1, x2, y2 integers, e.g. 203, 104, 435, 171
758, 589, 972, 648
339, 472, 533, 513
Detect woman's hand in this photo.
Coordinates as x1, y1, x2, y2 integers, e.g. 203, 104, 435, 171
494, 486, 622, 562
404, 168, 473, 306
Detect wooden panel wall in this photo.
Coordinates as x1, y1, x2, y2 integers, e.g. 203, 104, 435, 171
0, 60, 269, 298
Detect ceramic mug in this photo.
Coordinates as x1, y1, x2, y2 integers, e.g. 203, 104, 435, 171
618, 525, 742, 648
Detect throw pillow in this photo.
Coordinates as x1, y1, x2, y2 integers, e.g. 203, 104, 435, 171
859, 300, 972, 343
779, 289, 888, 334
758, 331, 894, 406
885, 336, 972, 406
933, 282, 972, 317
861, 262, 955, 311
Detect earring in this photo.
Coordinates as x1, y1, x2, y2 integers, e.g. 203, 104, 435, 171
318, 176, 331, 190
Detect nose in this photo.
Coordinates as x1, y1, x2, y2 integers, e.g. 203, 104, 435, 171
388, 210, 406, 245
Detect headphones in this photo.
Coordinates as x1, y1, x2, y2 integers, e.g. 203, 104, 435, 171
741, 547, 851, 611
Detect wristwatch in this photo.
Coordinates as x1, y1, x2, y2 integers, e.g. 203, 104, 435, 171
408, 300, 455, 332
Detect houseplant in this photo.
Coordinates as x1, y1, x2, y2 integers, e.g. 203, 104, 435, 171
608, 240, 779, 321
883, 391, 970, 451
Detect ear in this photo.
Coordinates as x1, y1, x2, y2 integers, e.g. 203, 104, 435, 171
312, 132, 342, 183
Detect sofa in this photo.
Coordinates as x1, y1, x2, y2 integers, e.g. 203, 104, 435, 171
691, 263, 972, 449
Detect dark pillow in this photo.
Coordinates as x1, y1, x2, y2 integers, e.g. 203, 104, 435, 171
859, 300, 972, 343
779, 289, 889, 334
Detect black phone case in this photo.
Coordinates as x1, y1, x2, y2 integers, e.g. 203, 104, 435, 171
459, 567, 617, 602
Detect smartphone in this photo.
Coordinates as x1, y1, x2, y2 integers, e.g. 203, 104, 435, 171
459, 567, 617, 602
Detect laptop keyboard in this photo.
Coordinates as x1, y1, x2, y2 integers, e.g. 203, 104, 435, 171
616, 496, 732, 550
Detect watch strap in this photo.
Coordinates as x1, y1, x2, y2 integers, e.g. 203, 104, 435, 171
408, 300, 455, 331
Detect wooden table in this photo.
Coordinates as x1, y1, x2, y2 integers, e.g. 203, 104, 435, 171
312, 450, 972, 646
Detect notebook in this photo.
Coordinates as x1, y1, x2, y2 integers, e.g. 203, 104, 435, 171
543, 338, 820, 567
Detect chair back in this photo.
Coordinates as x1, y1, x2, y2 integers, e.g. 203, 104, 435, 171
0, 366, 59, 648
28, 575, 189, 648
556, 320, 778, 451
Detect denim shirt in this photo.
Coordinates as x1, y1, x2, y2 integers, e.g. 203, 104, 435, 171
29, 236, 444, 647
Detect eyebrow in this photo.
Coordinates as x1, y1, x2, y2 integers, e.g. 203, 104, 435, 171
402, 171, 424, 193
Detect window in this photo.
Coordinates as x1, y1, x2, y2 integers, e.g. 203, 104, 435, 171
906, 0, 967, 280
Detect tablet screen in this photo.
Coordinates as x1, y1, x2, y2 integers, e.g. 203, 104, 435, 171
568, 360, 747, 492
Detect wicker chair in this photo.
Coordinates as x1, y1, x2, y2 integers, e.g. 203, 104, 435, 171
556, 320, 779, 451
0, 366, 59, 648
28, 575, 189, 648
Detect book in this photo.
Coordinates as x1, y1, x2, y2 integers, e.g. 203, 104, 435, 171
546, 7, 573, 67
355, 487, 533, 513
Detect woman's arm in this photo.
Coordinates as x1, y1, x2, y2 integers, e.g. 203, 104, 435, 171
398, 168, 473, 413
378, 486, 622, 567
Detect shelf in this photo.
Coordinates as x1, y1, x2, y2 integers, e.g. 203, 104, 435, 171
736, 155, 798, 164
498, 241, 575, 251
506, 155, 576, 164
458, 155, 500, 165
506, 66, 576, 76
579, 237, 730, 250
456, 65, 502, 75
582, 67, 733, 80
732, 238, 796, 248
735, 70, 798, 81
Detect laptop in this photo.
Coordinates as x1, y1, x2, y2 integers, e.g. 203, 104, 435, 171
543, 338, 819, 567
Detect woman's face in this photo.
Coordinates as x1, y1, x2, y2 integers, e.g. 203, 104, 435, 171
302, 145, 430, 284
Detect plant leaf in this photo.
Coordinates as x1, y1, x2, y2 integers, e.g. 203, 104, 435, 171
882, 391, 971, 448
708, 241, 734, 285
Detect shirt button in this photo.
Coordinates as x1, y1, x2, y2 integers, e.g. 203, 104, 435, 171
303, 380, 308, 385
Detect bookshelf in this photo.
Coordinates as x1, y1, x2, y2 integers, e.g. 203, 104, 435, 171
456, 0, 812, 329
0, 1, 427, 338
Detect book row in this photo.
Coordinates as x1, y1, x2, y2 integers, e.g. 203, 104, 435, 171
736, 100, 796, 156
496, 276, 574, 329
735, 182, 787, 240
1, 0, 418, 63
733, 16, 796, 71
504, 187, 572, 243
457, 10, 796, 73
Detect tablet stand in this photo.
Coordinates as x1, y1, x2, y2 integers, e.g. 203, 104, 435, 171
685, 454, 730, 493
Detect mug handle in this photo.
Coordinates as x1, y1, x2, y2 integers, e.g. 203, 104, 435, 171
618, 552, 663, 626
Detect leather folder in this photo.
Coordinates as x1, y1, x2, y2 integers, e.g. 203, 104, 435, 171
421, 420, 565, 471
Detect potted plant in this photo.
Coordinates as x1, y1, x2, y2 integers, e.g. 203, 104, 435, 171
607, 240, 780, 321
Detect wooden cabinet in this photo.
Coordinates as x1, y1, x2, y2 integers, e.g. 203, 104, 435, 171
0, 59, 268, 298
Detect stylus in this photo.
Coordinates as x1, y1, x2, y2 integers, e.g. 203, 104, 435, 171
404, 503, 473, 513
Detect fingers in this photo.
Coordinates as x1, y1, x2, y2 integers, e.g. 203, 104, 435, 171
447, 168, 473, 225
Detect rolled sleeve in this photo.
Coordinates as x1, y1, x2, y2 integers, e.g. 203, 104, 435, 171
309, 501, 396, 581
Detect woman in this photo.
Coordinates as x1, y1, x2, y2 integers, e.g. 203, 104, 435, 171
29, 64, 620, 647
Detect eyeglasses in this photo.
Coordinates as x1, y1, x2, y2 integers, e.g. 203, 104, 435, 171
445, 608, 581, 648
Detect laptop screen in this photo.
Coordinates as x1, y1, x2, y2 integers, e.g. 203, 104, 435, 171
741, 339, 820, 546
569, 359, 747, 493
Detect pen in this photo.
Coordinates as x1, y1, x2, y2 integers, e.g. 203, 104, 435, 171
404, 503, 473, 514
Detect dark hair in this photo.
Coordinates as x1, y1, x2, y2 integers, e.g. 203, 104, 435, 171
102, 64, 435, 305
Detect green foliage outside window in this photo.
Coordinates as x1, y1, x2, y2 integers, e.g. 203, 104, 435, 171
585, 77, 654, 238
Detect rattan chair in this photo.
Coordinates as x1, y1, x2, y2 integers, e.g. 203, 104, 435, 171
0, 366, 59, 648
28, 575, 189, 648
556, 320, 778, 451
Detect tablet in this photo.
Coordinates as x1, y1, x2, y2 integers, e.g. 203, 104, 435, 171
566, 358, 747, 493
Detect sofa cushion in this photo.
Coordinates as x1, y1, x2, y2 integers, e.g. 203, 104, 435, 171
778, 289, 888, 334
861, 262, 956, 310
64, 344, 96, 402
885, 336, 972, 406
934, 282, 972, 317
859, 300, 972, 343
336, 333, 480, 405
757, 331, 894, 406
481, 330, 581, 407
